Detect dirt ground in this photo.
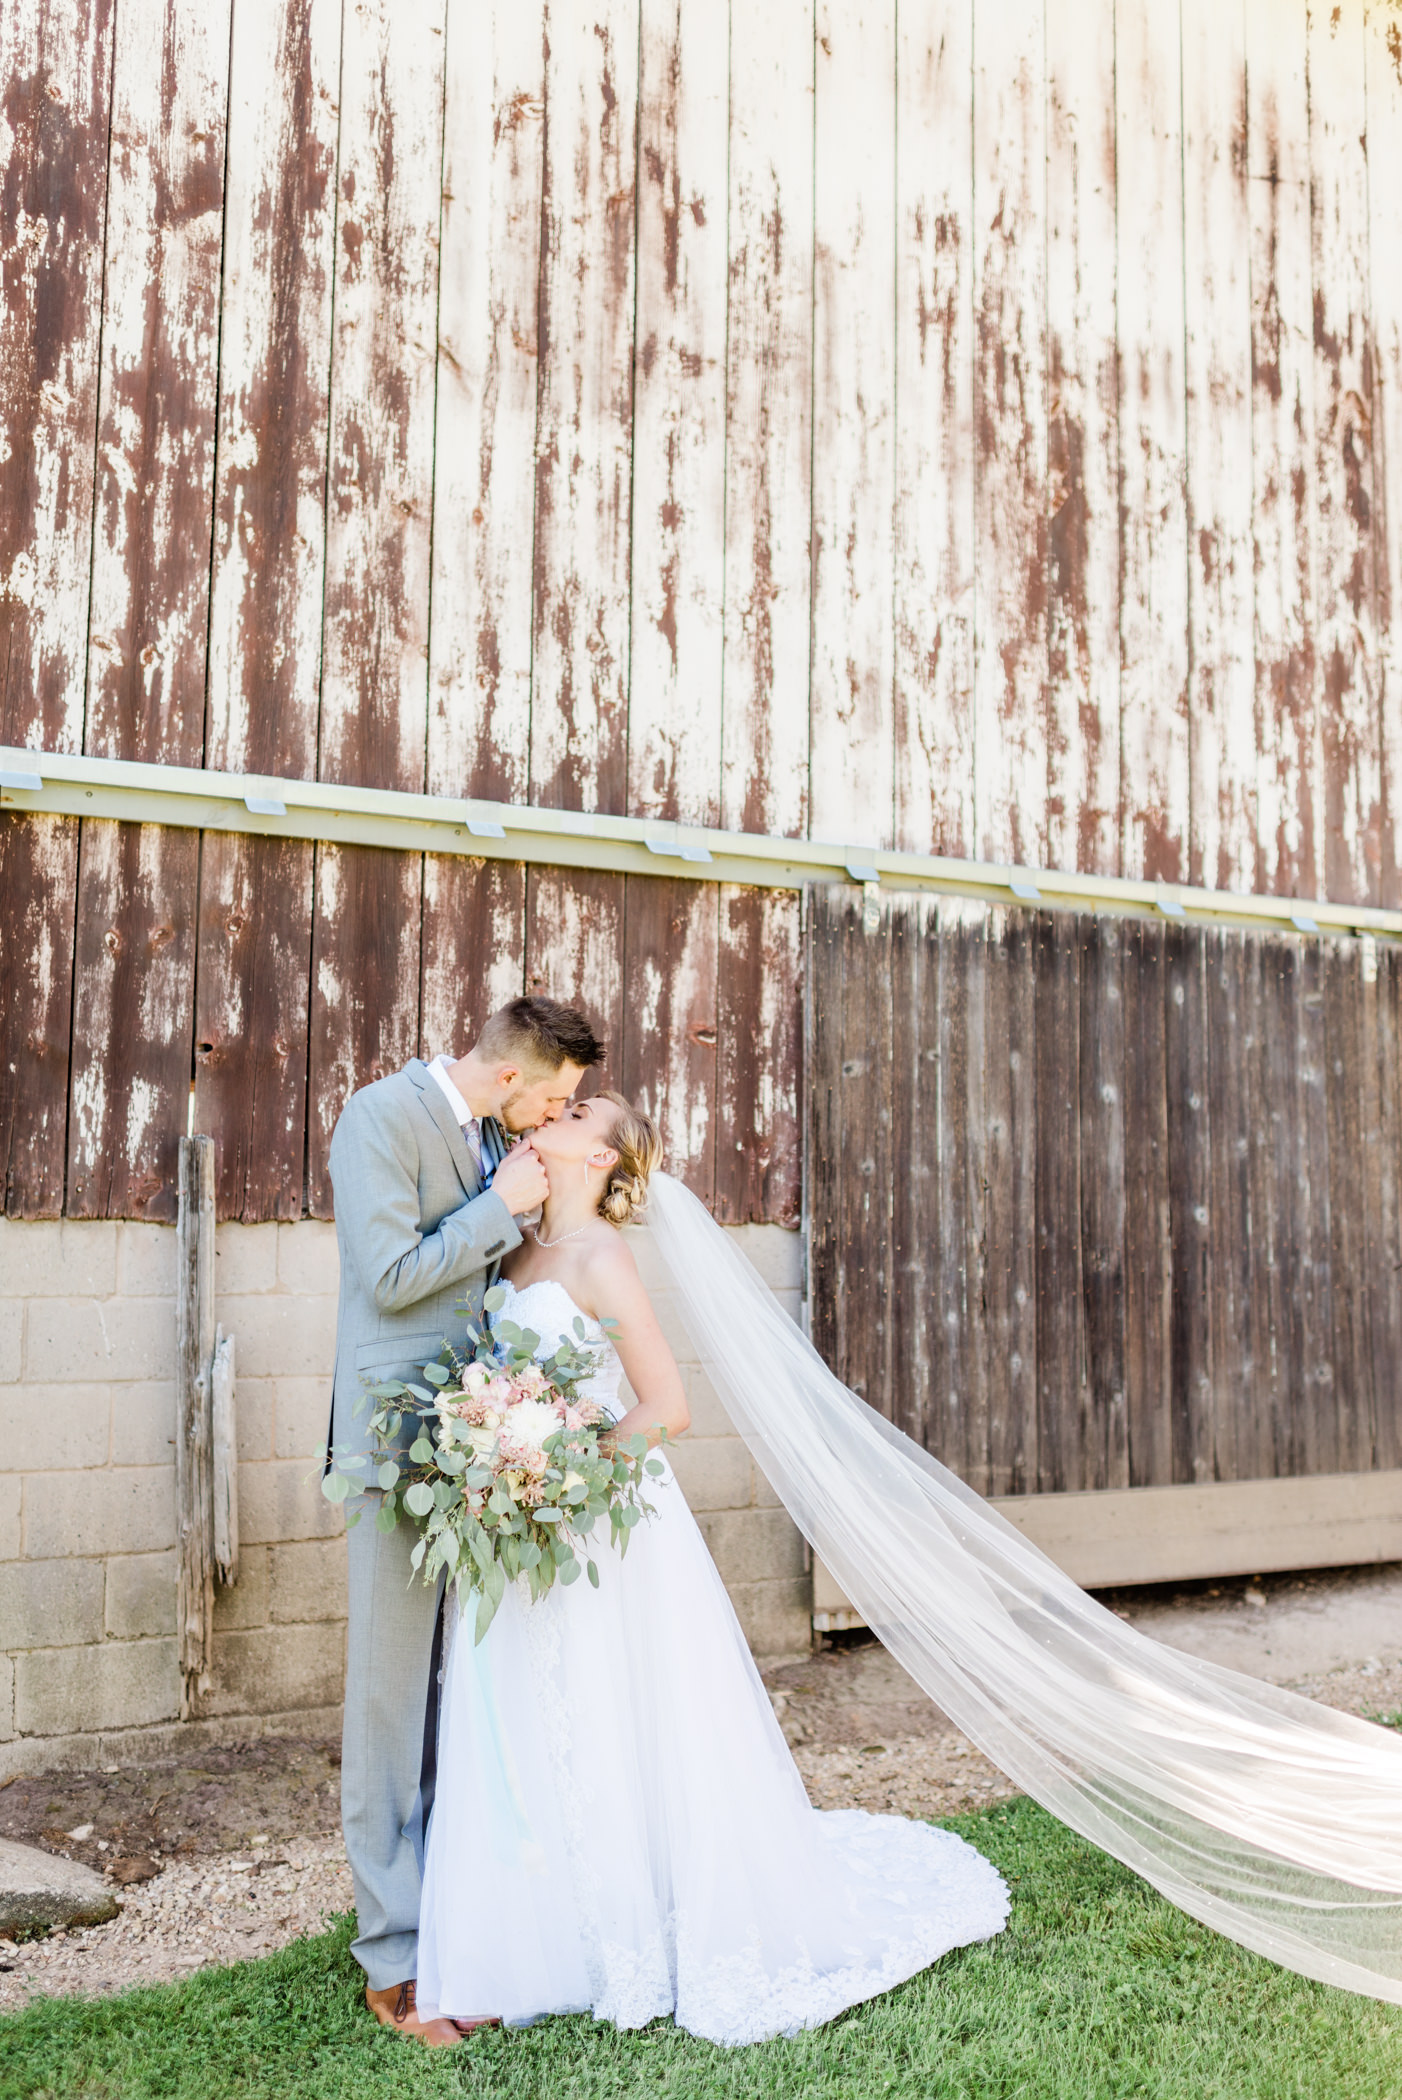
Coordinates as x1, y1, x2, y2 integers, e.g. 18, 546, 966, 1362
3, 1560, 1400, 2011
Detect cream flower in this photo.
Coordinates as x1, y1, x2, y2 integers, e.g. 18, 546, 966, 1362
500, 1398, 566, 1451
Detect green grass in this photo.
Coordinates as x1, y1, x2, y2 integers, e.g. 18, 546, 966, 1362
4, 1799, 1402, 2100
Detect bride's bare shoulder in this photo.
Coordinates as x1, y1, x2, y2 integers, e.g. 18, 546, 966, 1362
578, 1223, 646, 1302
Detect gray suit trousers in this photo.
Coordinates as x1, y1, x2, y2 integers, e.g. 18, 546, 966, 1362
342, 1505, 446, 1990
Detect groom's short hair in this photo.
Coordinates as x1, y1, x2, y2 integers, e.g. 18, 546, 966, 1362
476, 996, 604, 1075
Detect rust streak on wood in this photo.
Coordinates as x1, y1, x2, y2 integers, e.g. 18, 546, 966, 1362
524, 864, 627, 1096
420, 855, 527, 1056
430, 0, 545, 804
1045, 0, 1119, 877
894, 0, 976, 858
715, 884, 801, 1224
628, 0, 728, 826
972, 0, 1047, 867
1366, 0, 1402, 909
530, 0, 640, 816
721, 0, 812, 840
0, 0, 112, 754
809, 0, 896, 849
0, 813, 79, 1215
621, 873, 718, 1203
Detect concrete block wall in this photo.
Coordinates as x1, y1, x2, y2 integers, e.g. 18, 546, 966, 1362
0, 1216, 810, 1774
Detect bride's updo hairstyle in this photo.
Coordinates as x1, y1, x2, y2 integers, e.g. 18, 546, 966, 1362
593, 1090, 662, 1226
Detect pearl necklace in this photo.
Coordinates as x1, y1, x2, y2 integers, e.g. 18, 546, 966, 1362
531, 1219, 590, 1249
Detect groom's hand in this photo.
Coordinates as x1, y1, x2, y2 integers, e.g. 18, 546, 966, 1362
491, 1139, 549, 1217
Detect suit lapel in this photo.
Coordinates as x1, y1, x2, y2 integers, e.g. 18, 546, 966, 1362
480, 1116, 508, 1182
406, 1060, 482, 1198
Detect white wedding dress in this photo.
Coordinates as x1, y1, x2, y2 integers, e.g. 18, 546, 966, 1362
416, 1276, 1009, 2047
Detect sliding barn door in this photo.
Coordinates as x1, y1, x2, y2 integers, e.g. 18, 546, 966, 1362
806, 888, 1402, 1500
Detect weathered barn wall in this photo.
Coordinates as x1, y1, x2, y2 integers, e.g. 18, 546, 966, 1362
5, 0, 1402, 1227
0, 1217, 806, 1770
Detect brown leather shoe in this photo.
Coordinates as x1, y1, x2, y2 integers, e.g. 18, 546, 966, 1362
364, 1979, 463, 2047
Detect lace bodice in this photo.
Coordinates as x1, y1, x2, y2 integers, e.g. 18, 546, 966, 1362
491, 1276, 626, 1422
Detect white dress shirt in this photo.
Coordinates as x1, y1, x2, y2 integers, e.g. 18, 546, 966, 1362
426, 1053, 482, 1175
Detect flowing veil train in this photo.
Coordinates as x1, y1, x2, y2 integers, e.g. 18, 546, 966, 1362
645, 1171, 1402, 2005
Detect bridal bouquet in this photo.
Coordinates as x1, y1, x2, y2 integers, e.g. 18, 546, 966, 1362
321, 1286, 666, 1642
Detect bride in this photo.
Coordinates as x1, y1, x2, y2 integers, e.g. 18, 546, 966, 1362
416, 1090, 1009, 2044
418, 1090, 1402, 2041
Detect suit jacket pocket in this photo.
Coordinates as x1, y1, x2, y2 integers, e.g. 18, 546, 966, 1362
353, 1330, 446, 1374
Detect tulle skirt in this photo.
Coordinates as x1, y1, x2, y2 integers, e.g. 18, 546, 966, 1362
416, 1462, 1008, 2047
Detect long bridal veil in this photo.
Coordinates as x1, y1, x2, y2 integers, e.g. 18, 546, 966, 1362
645, 1171, 1402, 2006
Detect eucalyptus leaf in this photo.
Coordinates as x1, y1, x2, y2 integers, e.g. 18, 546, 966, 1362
439, 1447, 466, 1475
474, 1586, 500, 1644
535, 1506, 561, 1523
483, 1285, 506, 1312
409, 1436, 434, 1463
645, 1459, 665, 1476
344, 1506, 363, 1529
422, 1363, 449, 1386
377, 1461, 400, 1491
375, 1501, 398, 1534
587, 1558, 600, 1588
518, 1540, 542, 1570
321, 1472, 350, 1504
404, 1481, 435, 1518
559, 1554, 581, 1585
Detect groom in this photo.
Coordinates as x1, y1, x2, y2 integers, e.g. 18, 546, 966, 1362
328, 995, 603, 2044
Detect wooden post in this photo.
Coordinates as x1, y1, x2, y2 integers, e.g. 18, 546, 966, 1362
211, 1325, 239, 1586
176, 1135, 216, 1715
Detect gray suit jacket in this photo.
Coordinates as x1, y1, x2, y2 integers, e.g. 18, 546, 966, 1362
327, 1059, 521, 1463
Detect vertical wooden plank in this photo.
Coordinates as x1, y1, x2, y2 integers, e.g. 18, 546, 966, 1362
893, 0, 976, 859
1204, 928, 1253, 1482
931, 902, 972, 1474
0, 815, 77, 1214
85, 0, 229, 764
195, 839, 313, 1222
805, 887, 845, 1376
0, 0, 112, 752
420, 859, 527, 1060
1182, 0, 1257, 892
1241, 930, 1286, 1480
428, 0, 545, 805
319, 0, 443, 796
1294, 934, 1339, 1472
175, 1134, 215, 1712
1247, 0, 1320, 900
530, 0, 639, 815
1121, 913, 1172, 1486
959, 905, 992, 1493
620, 876, 718, 1205
809, 0, 895, 849
1367, 1, 1402, 908
983, 906, 1037, 1494
199, 0, 339, 1221
1116, 0, 1190, 881
714, 886, 802, 1226
524, 866, 626, 1095
67, 821, 197, 1221
971, 0, 1047, 868
721, 0, 813, 840
1078, 914, 1127, 1492
306, 844, 423, 1219
628, 0, 728, 825
1366, 941, 1402, 1467
1308, 0, 1379, 906
828, 889, 893, 1412
1323, 936, 1374, 1472
888, 896, 931, 1444
310, 0, 445, 1204
1033, 909, 1084, 1492
1164, 923, 1213, 1482
1044, 0, 1120, 877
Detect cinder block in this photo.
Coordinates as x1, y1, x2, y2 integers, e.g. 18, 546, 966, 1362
214, 1223, 279, 1295
269, 1537, 348, 1624
0, 1479, 18, 1559
680, 1366, 738, 1440
105, 1551, 178, 1638
695, 1507, 807, 1587
24, 1299, 174, 1383
23, 1466, 176, 1560
233, 1378, 275, 1462
752, 1463, 785, 1509
274, 1377, 334, 1461
0, 1304, 20, 1384
212, 1544, 269, 1632
238, 1459, 344, 1546
726, 1577, 812, 1660
668, 1437, 753, 1513
645, 1288, 702, 1366
0, 1556, 105, 1648
115, 1222, 177, 1297
109, 1383, 174, 1467
0, 1654, 13, 1740
0, 1384, 111, 1468
0, 1219, 117, 1297
203, 1620, 346, 1719
220, 1295, 338, 1380
15, 1636, 180, 1736
276, 1221, 340, 1296
725, 1223, 804, 1291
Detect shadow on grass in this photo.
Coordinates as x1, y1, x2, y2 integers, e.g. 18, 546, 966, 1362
4, 1800, 1401, 2100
